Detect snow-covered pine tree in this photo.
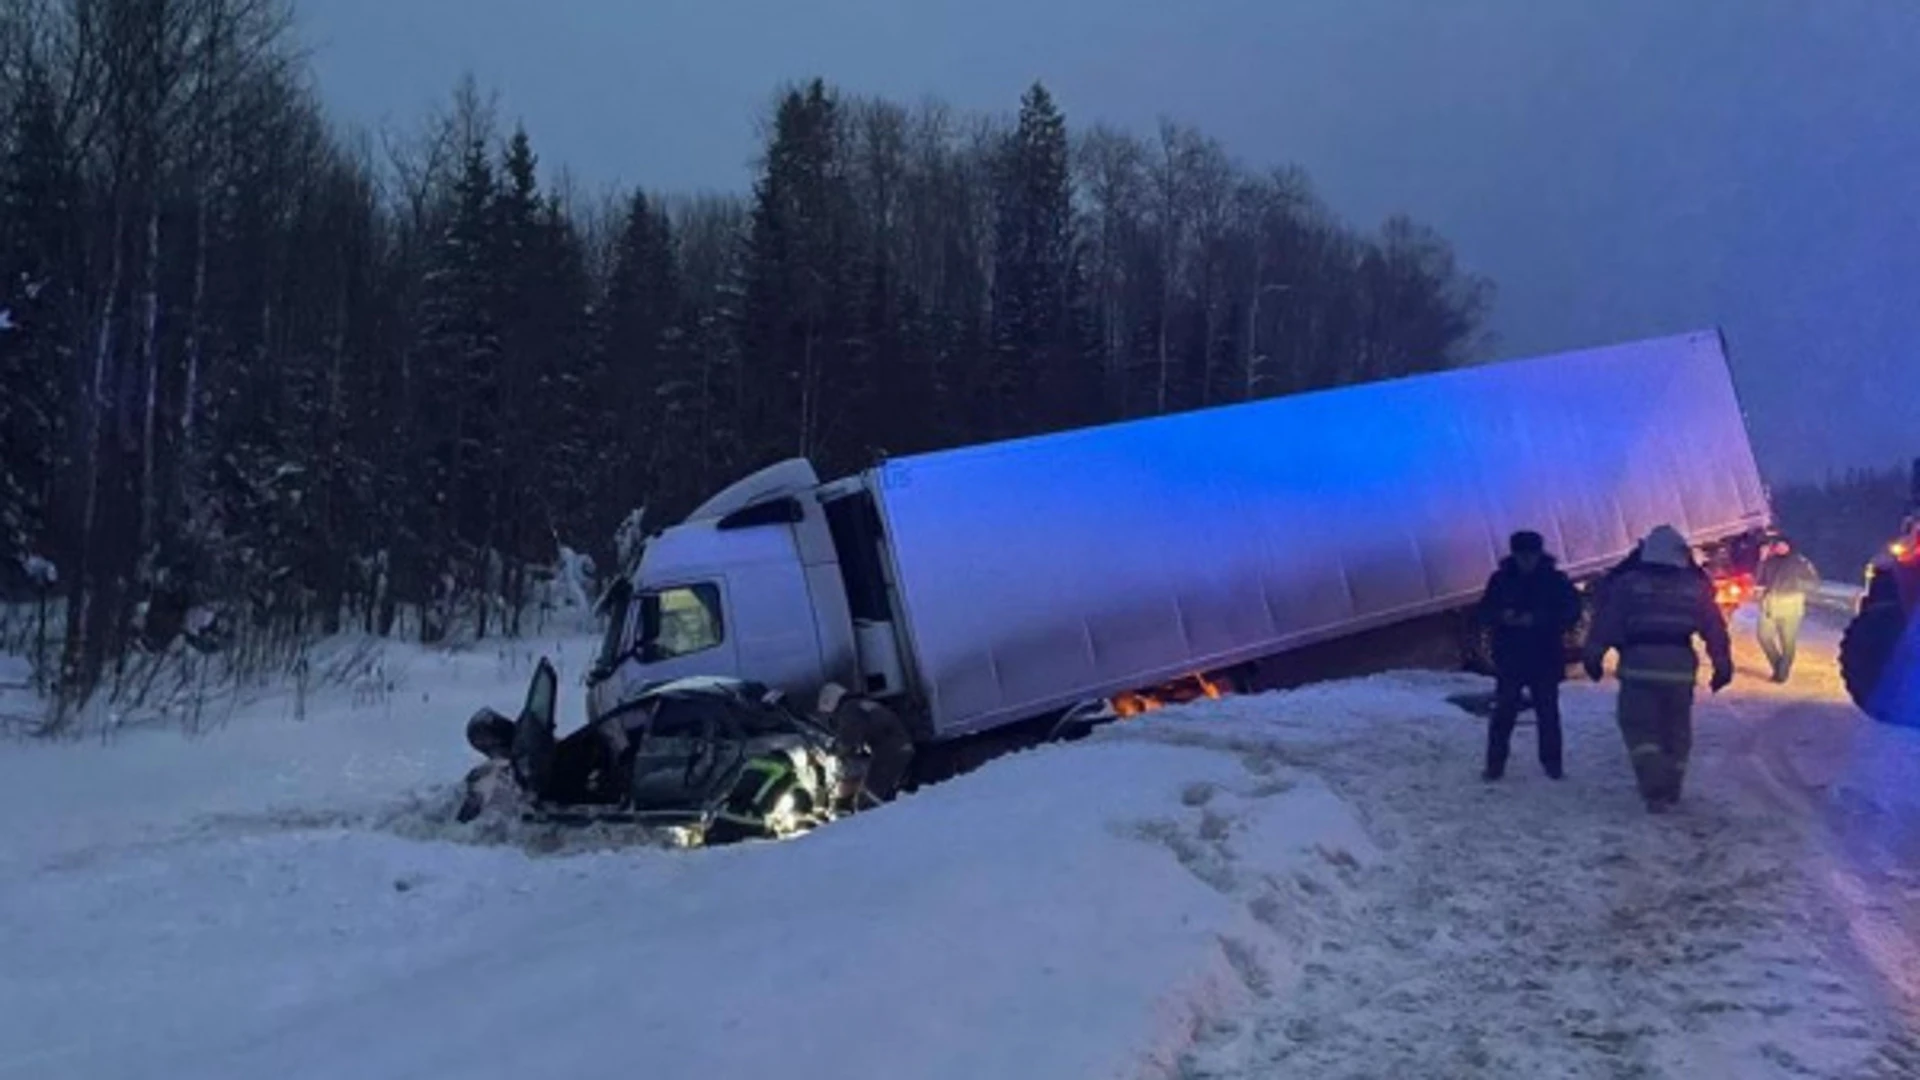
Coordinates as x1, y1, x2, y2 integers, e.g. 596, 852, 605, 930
898, 105, 993, 451
675, 194, 751, 511
989, 82, 1080, 441
0, 0, 1494, 701
598, 190, 680, 526
486, 127, 546, 635
0, 68, 78, 578
1072, 125, 1146, 420
634, 209, 711, 525
842, 97, 933, 464
526, 195, 598, 580
740, 80, 861, 472
414, 136, 504, 640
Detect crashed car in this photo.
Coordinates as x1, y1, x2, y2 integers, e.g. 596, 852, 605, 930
458, 659, 864, 846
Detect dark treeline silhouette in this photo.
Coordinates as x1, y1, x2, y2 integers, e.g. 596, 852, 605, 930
0, 0, 1490, 713
1774, 465, 1914, 586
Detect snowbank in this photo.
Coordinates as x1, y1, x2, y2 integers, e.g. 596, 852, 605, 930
0, 734, 1373, 1080
0, 634, 599, 879
0, 628, 1383, 1080
2, 620, 1915, 1079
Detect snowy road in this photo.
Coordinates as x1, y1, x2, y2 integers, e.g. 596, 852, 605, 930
1155, 610, 1920, 1079
2, 614, 1917, 1079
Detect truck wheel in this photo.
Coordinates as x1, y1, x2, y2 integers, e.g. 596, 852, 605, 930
1840, 602, 1911, 725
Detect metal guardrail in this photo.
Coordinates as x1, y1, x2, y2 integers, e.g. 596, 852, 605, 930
1811, 582, 1863, 615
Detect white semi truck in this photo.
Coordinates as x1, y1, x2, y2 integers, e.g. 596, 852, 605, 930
588, 329, 1767, 733
464, 329, 1771, 838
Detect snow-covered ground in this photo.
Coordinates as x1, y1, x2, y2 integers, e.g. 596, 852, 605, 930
2, 610, 1917, 1079
1163, 607, 1920, 1079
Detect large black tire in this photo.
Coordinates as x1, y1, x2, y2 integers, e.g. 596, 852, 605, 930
1840, 602, 1911, 724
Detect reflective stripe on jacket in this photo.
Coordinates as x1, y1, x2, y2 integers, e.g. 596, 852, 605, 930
1583, 562, 1733, 684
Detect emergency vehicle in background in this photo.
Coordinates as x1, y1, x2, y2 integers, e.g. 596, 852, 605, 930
1840, 459, 1920, 726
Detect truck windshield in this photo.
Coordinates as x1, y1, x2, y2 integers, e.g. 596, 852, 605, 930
639, 583, 726, 660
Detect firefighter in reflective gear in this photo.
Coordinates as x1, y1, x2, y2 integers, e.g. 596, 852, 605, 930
816, 683, 915, 806
1583, 525, 1734, 813
1755, 536, 1819, 683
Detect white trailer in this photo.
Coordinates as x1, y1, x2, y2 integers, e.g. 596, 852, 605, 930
585, 329, 1770, 743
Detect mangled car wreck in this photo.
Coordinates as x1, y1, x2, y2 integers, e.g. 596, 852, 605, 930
459, 659, 907, 844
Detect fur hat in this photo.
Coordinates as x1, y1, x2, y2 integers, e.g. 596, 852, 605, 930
1509, 530, 1546, 556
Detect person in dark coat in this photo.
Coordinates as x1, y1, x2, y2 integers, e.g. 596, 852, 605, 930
1476, 530, 1584, 781
1607, 543, 1644, 579
816, 683, 915, 806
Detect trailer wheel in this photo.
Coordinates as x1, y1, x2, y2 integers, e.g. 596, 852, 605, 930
1840, 602, 1911, 725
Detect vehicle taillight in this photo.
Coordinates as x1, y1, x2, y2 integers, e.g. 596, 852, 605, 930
1714, 573, 1753, 607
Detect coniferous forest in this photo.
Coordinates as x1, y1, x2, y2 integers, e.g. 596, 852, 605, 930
0, 0, 1491, 713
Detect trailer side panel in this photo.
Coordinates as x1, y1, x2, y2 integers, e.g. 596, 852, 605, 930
873, 330, 1768, 739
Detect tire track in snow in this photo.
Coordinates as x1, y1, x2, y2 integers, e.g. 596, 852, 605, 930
1712, 693, 1920, 1079
1111, 678, 1902, 1080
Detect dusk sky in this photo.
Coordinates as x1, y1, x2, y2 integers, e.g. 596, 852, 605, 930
299, 0, 1920, 484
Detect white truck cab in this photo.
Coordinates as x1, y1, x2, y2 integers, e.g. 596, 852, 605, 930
585, 459, 911, 731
